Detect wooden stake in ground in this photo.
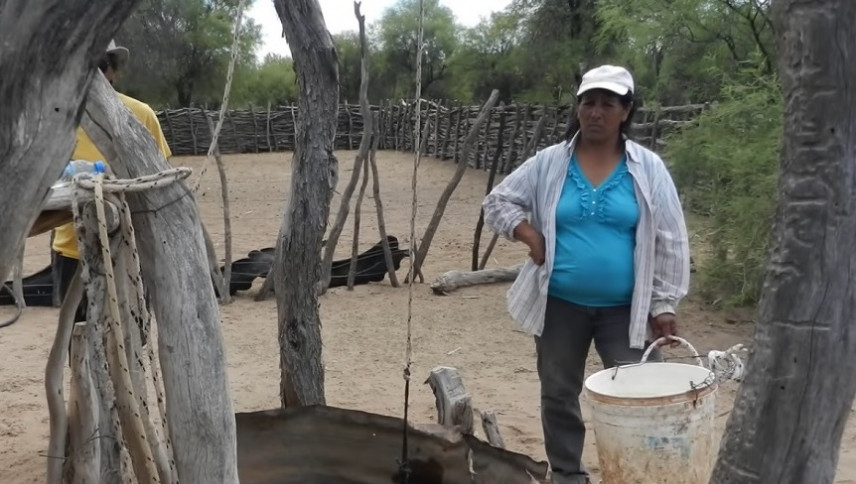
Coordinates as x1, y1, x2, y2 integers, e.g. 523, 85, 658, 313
204, 113, 234, 303
348, 151, 371, 290
710, 1, 856, 482
410, 90, 500, 279
367, 111, 400, 287
0, 0, 140, 283
319, 0, 373, 293
472, 109, 506, 271
272, 0, 339, 407
80, 73, 239, 484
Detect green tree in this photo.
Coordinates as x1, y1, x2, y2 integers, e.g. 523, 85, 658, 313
666, 68, 782, 305
373, 0, 458, 98
116, 0, 262, 107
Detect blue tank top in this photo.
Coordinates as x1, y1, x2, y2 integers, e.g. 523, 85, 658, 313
548, 153, 639, 307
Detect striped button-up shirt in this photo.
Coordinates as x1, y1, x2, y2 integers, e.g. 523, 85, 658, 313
482, 135, 690, 349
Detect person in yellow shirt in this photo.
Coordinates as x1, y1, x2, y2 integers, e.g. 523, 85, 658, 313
53, 39, 172, 321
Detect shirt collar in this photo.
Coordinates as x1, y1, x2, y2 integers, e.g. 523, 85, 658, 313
565, 131, 642, 164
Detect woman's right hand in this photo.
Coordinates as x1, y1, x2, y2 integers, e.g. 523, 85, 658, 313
513, 222, 546, 266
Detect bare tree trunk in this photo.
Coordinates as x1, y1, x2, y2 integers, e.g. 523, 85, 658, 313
80, 73, 239, 484
710, 2, 856, 483
318, 1, 373, 293
272, 0, 339, 407
411, 90, 500, 278
0, 0, 140, 282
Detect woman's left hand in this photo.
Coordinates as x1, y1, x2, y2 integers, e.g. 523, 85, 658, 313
650, 313, 680, 348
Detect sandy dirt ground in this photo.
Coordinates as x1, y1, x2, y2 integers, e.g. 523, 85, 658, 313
1, 150, 854, 483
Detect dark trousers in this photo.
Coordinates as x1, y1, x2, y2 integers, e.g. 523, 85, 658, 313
535, 296, 661, 484
54, 252, 88, 322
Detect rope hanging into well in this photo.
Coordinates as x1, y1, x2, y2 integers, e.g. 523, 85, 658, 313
398, 0, 425, 481
190, 0, 246, 194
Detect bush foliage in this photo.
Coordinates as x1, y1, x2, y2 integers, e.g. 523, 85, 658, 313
665, 70, 782, 306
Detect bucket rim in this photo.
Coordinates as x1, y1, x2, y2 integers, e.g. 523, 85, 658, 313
584, 362, 717, 406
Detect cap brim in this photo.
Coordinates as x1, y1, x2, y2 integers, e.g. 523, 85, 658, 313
107, 46, 129, 67
577, 81, 630, 97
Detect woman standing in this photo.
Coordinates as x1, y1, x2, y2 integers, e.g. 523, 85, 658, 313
482, 65, 690, 484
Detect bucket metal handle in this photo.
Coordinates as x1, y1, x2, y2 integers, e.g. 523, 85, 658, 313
641, 335, 705, 367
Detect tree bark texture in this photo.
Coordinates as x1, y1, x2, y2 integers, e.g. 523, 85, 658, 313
272, 0, 339, 407
0, 0, 140, 283
710, 2, 856, 482
79, 73, 239, 484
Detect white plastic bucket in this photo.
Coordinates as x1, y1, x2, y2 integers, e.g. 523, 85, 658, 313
583, 336, 717, 484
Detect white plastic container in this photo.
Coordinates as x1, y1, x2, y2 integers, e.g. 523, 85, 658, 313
583, 337, 717, 484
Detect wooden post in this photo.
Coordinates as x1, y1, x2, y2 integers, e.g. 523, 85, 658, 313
432, 100, 441, 156
249, 103, 260, 153
367, 112, 400, 287
710, 1, 856, 482
266, 101, 276, 152
480, 410, 506, 449
319, 2, 373, 292
411, 90, 500, 279
347, 153, 370, 290
472, 110, 506, 270
425, 366, 474, 434
66, 322, 102, 484
80, 73, 239, 483
188, 107, 199, 155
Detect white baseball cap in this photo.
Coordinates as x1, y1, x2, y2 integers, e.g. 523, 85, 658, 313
577, 65, 634, 97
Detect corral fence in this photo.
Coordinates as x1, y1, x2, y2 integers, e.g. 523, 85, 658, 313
156, 100, 711, 175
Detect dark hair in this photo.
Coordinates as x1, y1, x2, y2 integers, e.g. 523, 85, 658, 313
98, 53, 120, 73
563, 90, 637, 143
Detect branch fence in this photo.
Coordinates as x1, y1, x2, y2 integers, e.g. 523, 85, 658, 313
156, 100, 711, 174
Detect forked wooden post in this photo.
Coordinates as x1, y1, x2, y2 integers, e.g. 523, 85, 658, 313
425, 366, 474, 434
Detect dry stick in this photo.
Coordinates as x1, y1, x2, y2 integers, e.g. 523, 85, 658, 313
478, 232, 500, 271
45, 264, 84, 484
368, 112, 399, 287
254, 223, 280, 301
477, 114, 548, 269
410, 90, 500, 279
347, 154, 371, 290
319, 1, 374, 293
403, 117, 434, 284
471, 111, 505, 271
0, 242, 25, 328
205, 113, 234, 304
201, 222, 227, 301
